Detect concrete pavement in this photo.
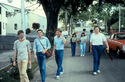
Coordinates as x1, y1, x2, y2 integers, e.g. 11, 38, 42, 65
31, 43, 125, 82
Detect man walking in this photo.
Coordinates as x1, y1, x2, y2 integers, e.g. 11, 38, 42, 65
13, 30, 31, 82
52, 29, 66, 80
33, 29, 51, 82
90, 26, 109, 75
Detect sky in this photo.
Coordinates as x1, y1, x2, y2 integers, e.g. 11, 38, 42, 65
0, 0, 46, 17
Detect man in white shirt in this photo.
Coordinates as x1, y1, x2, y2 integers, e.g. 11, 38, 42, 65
90, 26, 109, 75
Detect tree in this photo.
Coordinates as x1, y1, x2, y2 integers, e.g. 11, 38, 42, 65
27, 0, 125, 42
37, 0, 95, 42
37, 0, 65, 43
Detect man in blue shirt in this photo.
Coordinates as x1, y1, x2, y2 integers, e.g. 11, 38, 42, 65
33, 29, 51, 82
52, 29, 66, 80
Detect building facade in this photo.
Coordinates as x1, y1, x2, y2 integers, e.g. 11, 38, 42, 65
0, 2, 47, 36
0, 4, 7, 35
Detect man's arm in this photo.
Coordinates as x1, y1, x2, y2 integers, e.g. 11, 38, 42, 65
103, 34, 109, 52
33, 51, 37, 61
90, 42, 92, 53
28, 50, 31, 65
33, 40, 37, 60
13, 50, 17, 66
105, 41, 109, 52
62, 36, 66, 44
52, 46, 56, 56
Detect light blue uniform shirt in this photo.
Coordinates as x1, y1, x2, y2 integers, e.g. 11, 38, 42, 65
54, 36, 66, 50
33, 36, 51, 52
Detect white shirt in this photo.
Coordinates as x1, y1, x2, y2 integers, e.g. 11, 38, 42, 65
90, 33, 106, 45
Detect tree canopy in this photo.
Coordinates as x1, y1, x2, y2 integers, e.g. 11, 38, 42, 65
27, 0, 125, 42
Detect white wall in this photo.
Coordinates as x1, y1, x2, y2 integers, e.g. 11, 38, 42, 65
3, 4, 22, 35
0, 5, 7, 35
28, 12, 47, 33
1, 3, 47, 35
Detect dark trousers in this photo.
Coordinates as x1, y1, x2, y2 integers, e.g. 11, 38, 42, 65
71, 42, 76, 56
92, 45, 104, 72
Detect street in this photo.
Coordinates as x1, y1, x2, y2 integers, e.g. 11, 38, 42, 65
31, 41, 125, 82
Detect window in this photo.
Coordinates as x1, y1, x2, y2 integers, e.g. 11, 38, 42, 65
0, 7, 1, 14
76, 23, 81, 27
14, 24, 17, 30
3, 23, 4, 29
0, 22, 1, 34
6, 23, 7, 29
6, 11, 8, 17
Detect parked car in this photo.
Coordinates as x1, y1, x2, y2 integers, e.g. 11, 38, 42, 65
62, 31, 68, 38
107, 32, 125, 56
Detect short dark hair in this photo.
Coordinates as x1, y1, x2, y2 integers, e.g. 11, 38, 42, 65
56, 29, 61, 32
81, 32, 85, 37
83, 29, 86, 31
94, 26, 100, 30
72, 33, 77, 37
17, 30, 24, 35
37, 29, 43, 33
90, 29, 93, 33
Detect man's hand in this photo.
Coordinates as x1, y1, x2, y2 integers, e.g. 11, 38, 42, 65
13, 61, 16, 66
106, 47, 109, 53
90, 49, 92, 54
28, 60, 31, 65
34, 55, 37, 61
42, 49, 47, 54
52, 51, 55, 56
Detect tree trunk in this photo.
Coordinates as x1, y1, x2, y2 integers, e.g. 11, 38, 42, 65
39, 0, 64, 44
45, 11, 58, 44
65, 11, 68, 31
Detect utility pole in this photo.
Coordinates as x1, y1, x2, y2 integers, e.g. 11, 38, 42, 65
21, 0, 26, 36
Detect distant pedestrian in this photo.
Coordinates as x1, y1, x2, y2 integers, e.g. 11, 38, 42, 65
52, 29, 66, 80
83, 28, 86, 33
80, 32, 87, 56
89, 29, 93, 52
90, 26, 109, 75
70, 33, 77, 56
33, 29, 51, 82
13, 30, 31, 82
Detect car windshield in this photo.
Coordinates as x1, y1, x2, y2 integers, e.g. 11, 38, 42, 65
117, 34, 125, 40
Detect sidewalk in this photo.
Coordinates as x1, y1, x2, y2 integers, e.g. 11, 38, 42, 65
31, 42, 125, 82
0, 50, 13, 69
0, 50, 34, 70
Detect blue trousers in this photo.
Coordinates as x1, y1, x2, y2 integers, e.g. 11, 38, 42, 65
71, 42, 76, 56
37, 52, 46, 82
92, 45, 104, 72
80, 43, 86, 56
55, 50, 64, 76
